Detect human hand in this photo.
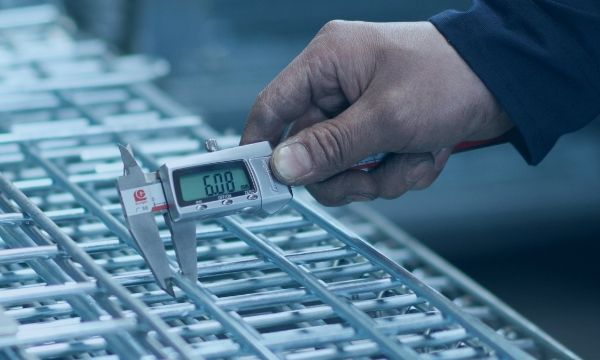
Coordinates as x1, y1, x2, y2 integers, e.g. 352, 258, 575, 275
241, 21, 512, 206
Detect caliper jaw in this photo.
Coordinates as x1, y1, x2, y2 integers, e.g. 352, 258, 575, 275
116, 145, 175, 296
163, 215, 197, 283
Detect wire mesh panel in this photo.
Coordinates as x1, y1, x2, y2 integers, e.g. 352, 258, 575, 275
0, 4, 579, 360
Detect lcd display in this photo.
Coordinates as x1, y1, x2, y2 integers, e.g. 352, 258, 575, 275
174, 161, 254, 205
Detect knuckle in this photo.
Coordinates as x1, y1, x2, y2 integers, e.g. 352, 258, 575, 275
250, 91, 279, 125
319, 20, 349, 36
316, 20, 358, 51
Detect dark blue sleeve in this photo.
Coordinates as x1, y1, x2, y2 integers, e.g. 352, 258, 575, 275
430, 0, 600, 165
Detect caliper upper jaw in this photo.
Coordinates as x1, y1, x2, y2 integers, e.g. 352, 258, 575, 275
116, 144, 175, 296
118, 144, 146, 178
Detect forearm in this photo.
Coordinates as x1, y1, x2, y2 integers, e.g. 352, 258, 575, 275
430, 0, 600, 164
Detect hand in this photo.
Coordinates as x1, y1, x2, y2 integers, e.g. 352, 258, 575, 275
241, 21, 512, 206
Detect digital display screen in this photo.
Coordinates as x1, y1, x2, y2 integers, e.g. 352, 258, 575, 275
174, 161, 254, 206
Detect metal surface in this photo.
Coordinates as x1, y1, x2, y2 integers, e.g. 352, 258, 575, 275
0, 4, 579, 360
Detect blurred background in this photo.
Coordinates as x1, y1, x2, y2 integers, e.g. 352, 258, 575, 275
46, 0, 600, 357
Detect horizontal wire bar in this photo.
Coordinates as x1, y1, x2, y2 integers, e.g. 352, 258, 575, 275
0, 245, 60, 263
0, 116, 199, 145
0, 5, 58, 29
190, 312, 449, 358
26, 338, 106, 359
177, 294, 426, 338
0, 318, 137, 348
258, 312, 449, 351
0, 282, 97, 306
0, 58, 168, 94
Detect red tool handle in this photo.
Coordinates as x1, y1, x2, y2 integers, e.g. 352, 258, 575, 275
351, 135, 506, 171
452, 135, 507, 153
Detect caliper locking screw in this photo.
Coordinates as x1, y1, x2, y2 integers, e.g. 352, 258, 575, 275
204, 138, 220, 153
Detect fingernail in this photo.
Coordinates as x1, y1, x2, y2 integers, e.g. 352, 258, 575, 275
406, 160, 432, 184
344, 193, 375, 203
272, 142, 312, 182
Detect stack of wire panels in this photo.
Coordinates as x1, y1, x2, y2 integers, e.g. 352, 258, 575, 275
0, 4, 579, 360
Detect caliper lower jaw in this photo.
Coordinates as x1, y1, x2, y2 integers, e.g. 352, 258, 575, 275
123, 208, 175, 296
164, 214, 198, 283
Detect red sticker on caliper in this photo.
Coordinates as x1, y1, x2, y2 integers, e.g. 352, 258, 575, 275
121, 183, 168, 216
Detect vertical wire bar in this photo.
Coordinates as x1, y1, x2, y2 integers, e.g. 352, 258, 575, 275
292, 199, 534, 360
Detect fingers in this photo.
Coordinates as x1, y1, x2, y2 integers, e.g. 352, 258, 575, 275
371, 149, 451, 196
269, 100, 380, 185
241, 20, 376, 147
240, 35, 344, 147
370, 153, 436, 199
306, 150, 450, 206
240, 53, 313, 146
412, 147, 452, 189
306, 170, 377, 206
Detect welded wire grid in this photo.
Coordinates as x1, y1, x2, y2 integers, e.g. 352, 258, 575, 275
0, 4, 579, 360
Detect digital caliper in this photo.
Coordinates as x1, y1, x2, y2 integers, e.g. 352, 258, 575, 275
117, 139, 292, 295
117, 136, 506, 295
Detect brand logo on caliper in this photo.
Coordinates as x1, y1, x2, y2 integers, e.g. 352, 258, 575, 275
134, 189, 147, 203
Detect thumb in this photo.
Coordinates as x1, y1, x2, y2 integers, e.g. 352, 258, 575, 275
270, 104, 378, 185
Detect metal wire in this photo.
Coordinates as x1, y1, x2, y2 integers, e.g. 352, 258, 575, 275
0, 4, 579, 360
